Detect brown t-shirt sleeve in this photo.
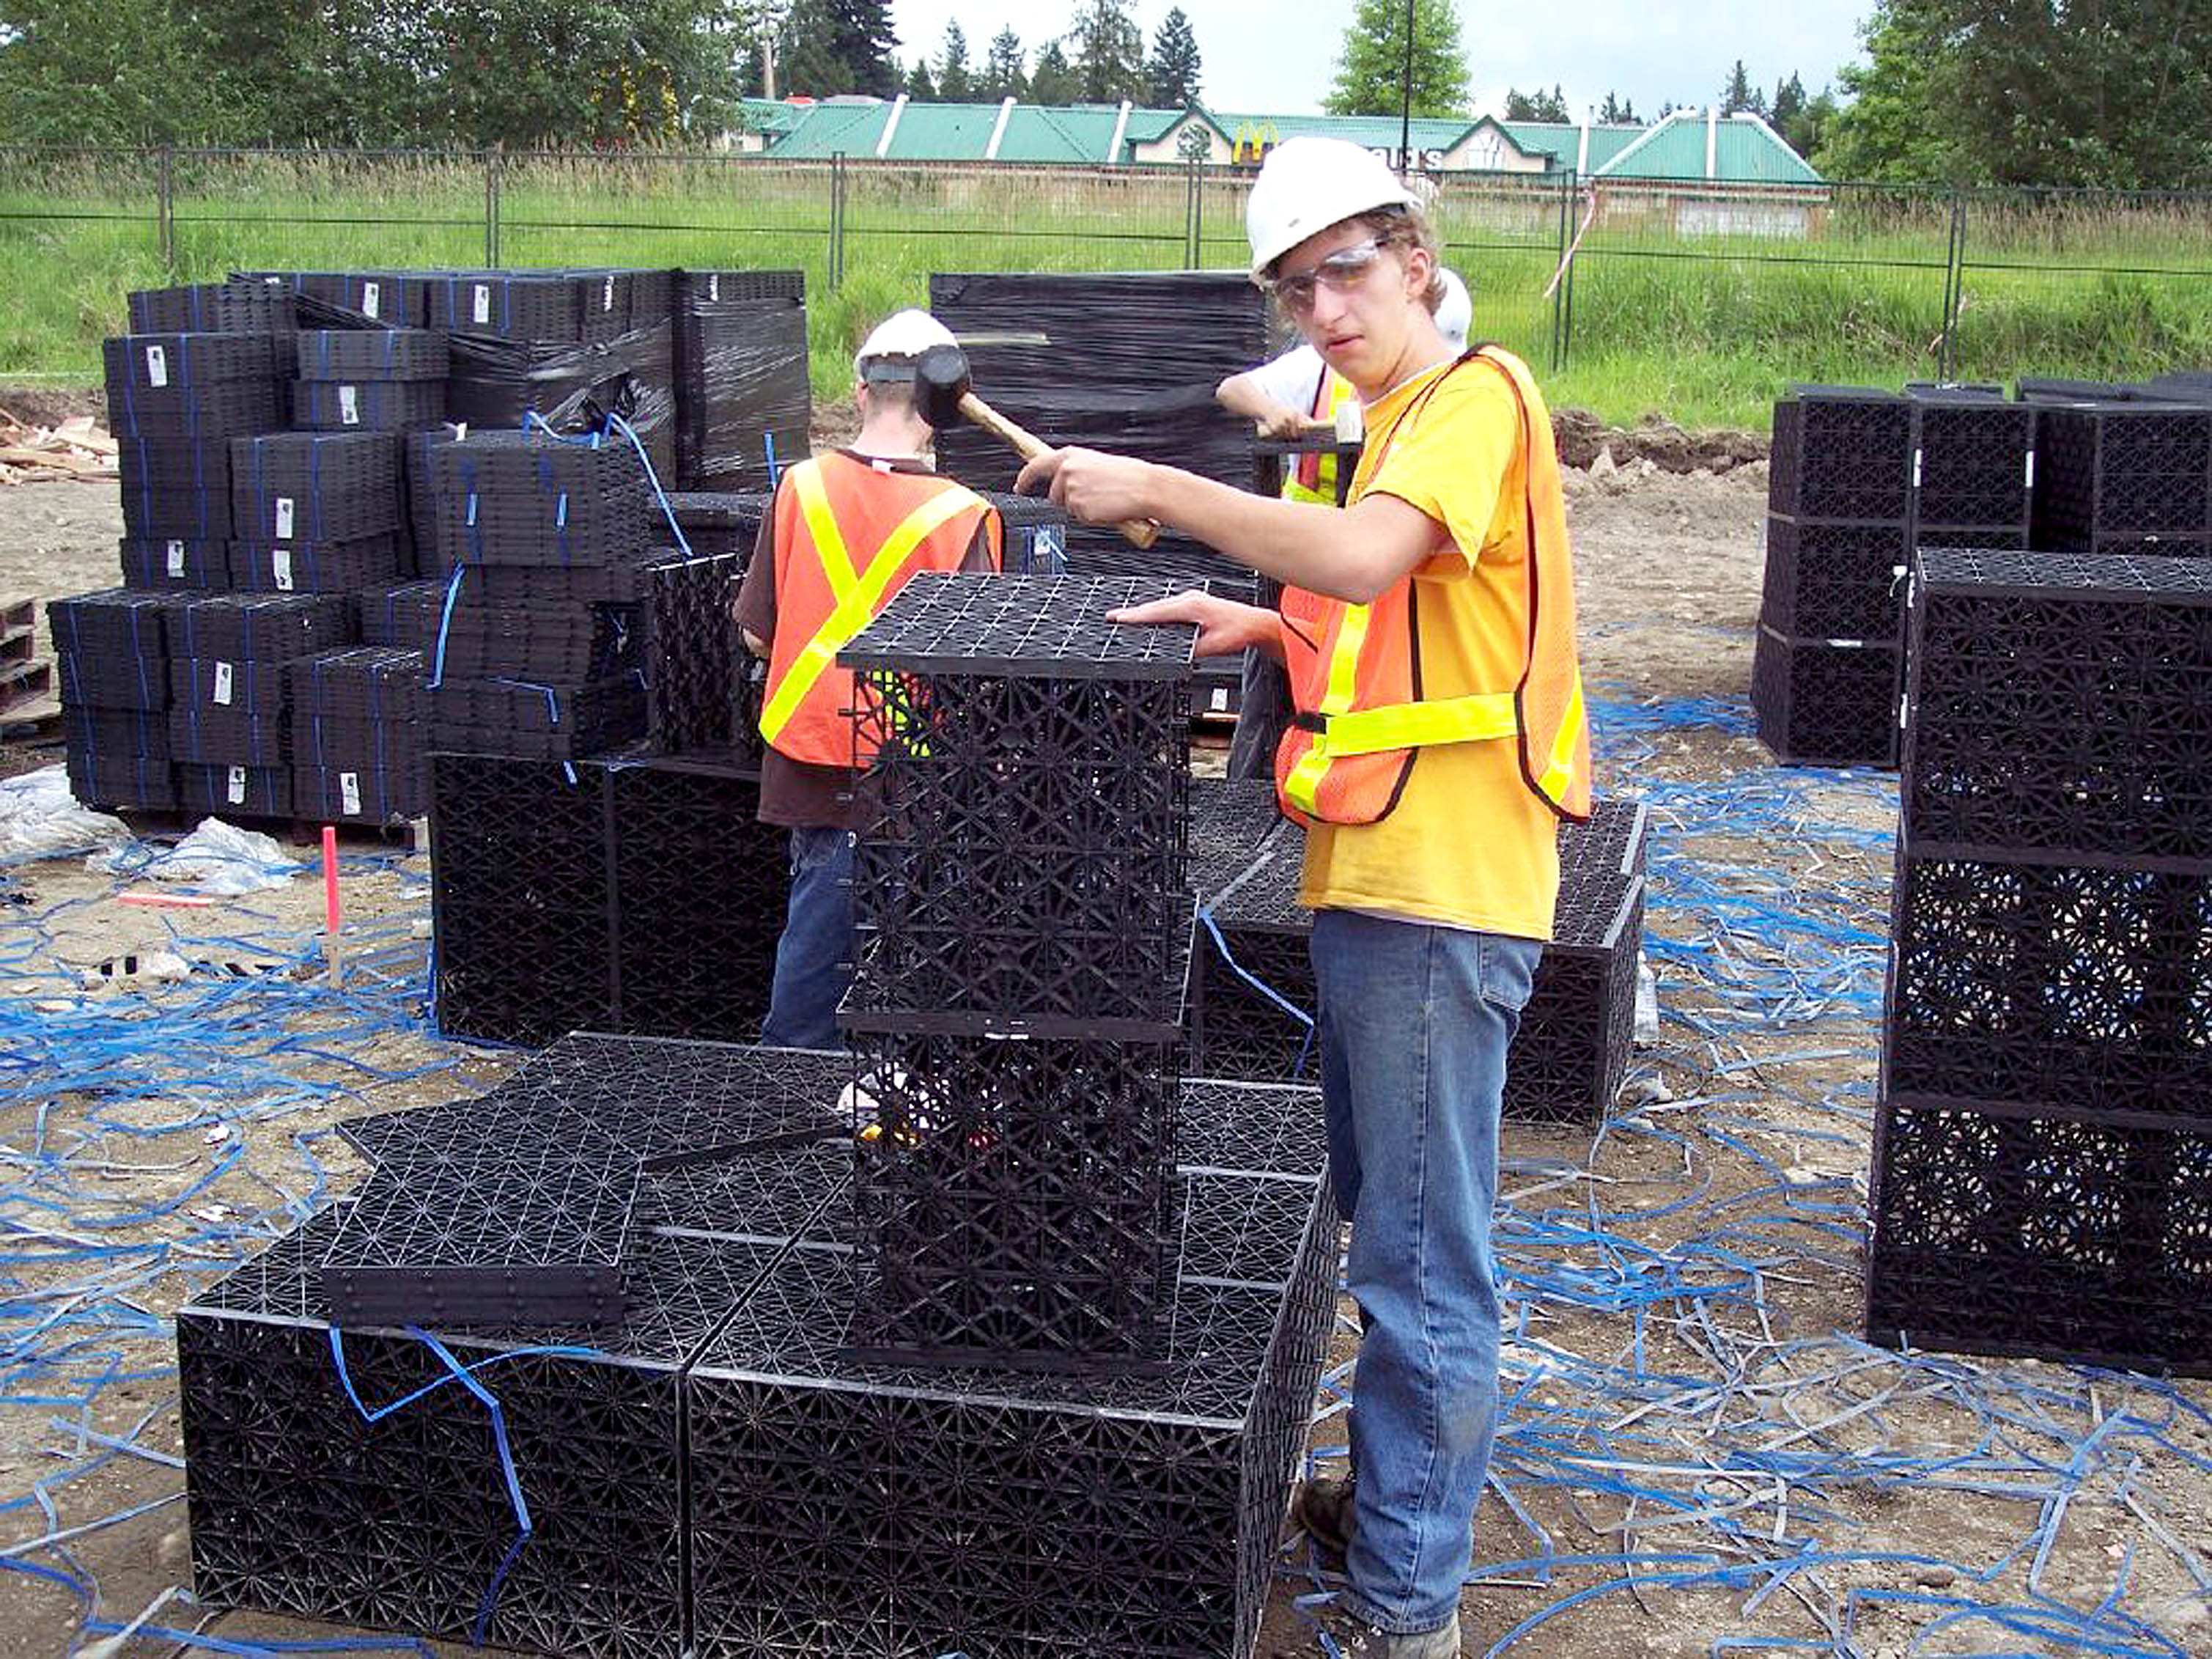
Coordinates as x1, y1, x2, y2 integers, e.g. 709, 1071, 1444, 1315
734, 509, 777, 652
961, 510, 1000, 574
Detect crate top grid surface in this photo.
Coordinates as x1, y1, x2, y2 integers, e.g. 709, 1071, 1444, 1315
1914, 546, 2212, 602
838, 573, 1198, 679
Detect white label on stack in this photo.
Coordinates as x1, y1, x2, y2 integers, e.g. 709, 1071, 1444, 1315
275, 497, 295, 540
144, 345, 169, 387
271, 548, 294, 591
602, 275, 616, 312
361, 281, 381, 318
1912, 449, 1923, 489
708, 274, 720, 301
473, 283, 492, 325
339, 771, 361, 817
212, 661, 234, 706
226, 765, 248, 804
166, 540, 186, 578
1210, 687, 1230, 712
338, 384, 359, 426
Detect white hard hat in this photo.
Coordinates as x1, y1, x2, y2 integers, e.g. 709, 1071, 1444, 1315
1245, 137, 1418, 276
1434, 268, 1472, 352
854, 309, 957, 378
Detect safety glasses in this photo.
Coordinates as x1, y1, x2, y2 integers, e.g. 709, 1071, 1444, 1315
1264, 236, 1394, 315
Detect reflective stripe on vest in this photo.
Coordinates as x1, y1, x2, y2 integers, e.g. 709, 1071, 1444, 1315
757, 461, 987, 759
1272, 347, 1590, 827
1284, 367, 1358, 503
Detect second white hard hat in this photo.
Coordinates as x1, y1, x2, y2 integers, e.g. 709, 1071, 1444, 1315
1245, 137, 1418, 276
1435, 268, 1472, 352
855, 309, 958, 378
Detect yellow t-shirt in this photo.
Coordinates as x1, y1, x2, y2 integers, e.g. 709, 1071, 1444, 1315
1295, 356, 1563, 941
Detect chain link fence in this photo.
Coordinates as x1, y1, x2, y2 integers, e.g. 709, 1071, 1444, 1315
4, 146, 2209, 400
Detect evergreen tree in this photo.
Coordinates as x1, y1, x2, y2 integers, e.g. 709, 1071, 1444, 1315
905, 56, 935, 99
1720, 58, 1763, 116
1323, 0, 1467, 118
1503, 85, 1568, 122
937, 20, 973, 100
1146, 7, 1202, 108
1067, 0, 1143, 103
1028, 39, 1078, 105
1598, 90, 1639, 125
1770, 71, 1805, 131
981, 27, 1026, 100
1785, 87, 1838, 160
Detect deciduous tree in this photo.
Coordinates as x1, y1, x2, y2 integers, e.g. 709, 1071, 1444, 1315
1323, 0, 1467, 119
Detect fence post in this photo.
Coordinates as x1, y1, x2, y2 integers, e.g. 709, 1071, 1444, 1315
484, 152, 501, 267
830, 153, 847, 290
1184, 158, 1201, 270
1939, 188, 1966, 379
157, 146, 175, 276
1549, 172, 1574, 372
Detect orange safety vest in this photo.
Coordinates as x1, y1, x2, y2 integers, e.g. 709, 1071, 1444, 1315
1284, 364, 1359, 504
1274, 345, 1590, 828
758, 452, 999, 766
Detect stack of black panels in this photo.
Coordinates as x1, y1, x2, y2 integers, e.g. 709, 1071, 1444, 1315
128, 279, 298, 336
422, 430, 663, 758
978, 489, 1072, 575
165, 593, 354, 818
837, 573, 1199, 1372
429, 751, 789, 1047
238, 270, 432, 328
1187, 781, 1650, 1123
926, 273, 1265, 605
177, 1035, 1332, 1659
107, 331, 287, 557
1754, 387, 1915, 767
665, 490, 770, 563
1869, 548, 2212, 1377
2029, 399, 2212, 555
49, 590, 185, 810
672, 271, 811, 493
288, 646, 427, 825
291, 328, 448, 436
224, 429, 405, 617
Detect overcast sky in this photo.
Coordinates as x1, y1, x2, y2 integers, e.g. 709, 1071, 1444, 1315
887, 0, 1873, 117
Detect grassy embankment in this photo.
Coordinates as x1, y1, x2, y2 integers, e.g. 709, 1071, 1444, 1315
3, 150, 2208, 433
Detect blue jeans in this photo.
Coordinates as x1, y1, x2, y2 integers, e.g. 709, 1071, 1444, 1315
760, 826, 855, 1051
1311, 908, 1540, 1635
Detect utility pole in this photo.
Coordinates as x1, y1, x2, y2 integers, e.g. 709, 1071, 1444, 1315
1397, 0, 1415, 171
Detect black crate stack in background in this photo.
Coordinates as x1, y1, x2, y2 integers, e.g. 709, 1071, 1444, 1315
288, 645, 430, 826
926, 272, 1264, 603
2031, 399, 2212, 555
1754, 388, 1915, 768
1868, 548, 2212, 1376
673, 270, 811, 493
838, 572, 1198, 1370
1186, 781, 1650, 1123
290, 327, 448, 440
49, 590, 185, 811
166, 592, 353, 820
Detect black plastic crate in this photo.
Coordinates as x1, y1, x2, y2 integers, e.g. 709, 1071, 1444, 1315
128, 280, 298, 335
1758, 516, 1909, 642
296, 328, 448, 382
1866, 1099, 2212, 1376
1909, 393, 2035, 530
175, 761, 292, 817
356, 579, 449, 650
119, 481, 232, 542
293, 752, 427, 826
106, 380, 283, 443
288, 645, 426, 724
239, 269, 431, 327
120, 535, 228, 592
169, 652, 289, 717
671, 274, 810, 493
229, 432, 403, 543
290, 378, 447, 433
48, 589, 180, 709
1752, 625, 1901, 768
1903, 548, 2212, 867
226, 535, 405, 595
638, 548, 743, 757
1766, 388, 1914, 521
63, 703, 170, 761
2032, 402, 2212, 545
1883, 850, 2212, 1124
980, 489, 1074, 574
425, 673, 646, 758
168, 705, 289, 768
427, 599, 638, 683
103, 331, 282, 393
117, 434, 236, 493
427, 271, 588, 340
664, 492, 770, 564
67, 751, 177, 812
169, 592, 353, 663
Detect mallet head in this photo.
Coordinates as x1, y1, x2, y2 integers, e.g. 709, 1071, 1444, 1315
914, 344, 973, 432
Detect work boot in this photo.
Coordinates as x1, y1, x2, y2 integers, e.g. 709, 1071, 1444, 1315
1292, 1474, 1356, 1564
1337, 1613, 1464, 1658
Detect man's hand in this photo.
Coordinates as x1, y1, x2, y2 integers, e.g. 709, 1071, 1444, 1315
1105, 589, 1282, 661
1252, 402, 1313, 440
1014, 446, 1157, 527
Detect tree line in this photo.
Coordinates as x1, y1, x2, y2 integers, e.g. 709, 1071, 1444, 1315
888, 4, 1201, 108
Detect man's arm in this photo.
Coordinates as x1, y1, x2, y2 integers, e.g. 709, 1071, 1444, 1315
734, 512, 777, 659
1216, 369, 1313, 440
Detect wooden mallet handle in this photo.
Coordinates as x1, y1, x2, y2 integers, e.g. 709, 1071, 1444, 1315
958, 390, 1160, 550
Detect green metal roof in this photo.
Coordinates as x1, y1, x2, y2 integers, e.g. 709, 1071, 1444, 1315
1496, 121, 1648, 172
763, 101, 892, 158
1592, 111, 1821, 184
1206, 110, 1481, 154
739, 98, 806, 136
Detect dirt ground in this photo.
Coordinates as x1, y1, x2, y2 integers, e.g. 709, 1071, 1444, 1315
0, 411, 2205, 1659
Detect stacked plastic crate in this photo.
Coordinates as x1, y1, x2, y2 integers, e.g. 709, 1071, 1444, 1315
164, 592, 353, 819
836, 572, 1198, 1369
1868, 548, 2212, 1375
2030, 397, 2212, 555
49, 591, 184, 811
671, 269, 811, 492
1185, 783, 1650, 1123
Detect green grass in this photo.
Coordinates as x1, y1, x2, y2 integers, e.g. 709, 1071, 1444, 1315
4, 150, 2211, 433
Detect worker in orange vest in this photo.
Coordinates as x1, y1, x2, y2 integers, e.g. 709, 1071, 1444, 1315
1018, 137, 1588, 1659
1212, 267, 1472, 780
737, 309, 1003, 1049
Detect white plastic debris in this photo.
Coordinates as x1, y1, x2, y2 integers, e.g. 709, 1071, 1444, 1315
1633, 954, 1660, 1045
93, 818, 302, 896
0, 765, 129, 861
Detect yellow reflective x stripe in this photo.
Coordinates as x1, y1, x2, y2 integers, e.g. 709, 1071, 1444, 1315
789, 463, 859, 603
1282, 603, 1374, 816
1539, 670, 1585, 799
1310, 692, 1519, 757
758, 486, 982, 742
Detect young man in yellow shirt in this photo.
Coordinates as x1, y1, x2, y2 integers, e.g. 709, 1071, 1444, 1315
1018, 138, 1589, 1658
